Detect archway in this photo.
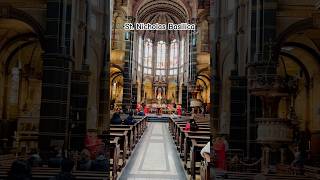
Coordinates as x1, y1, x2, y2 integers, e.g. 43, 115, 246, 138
275, 18, 320, 163
110, 67, 123, 110
0, 10, 44, 153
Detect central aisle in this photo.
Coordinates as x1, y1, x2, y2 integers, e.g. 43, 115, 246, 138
119, 122, 187, 180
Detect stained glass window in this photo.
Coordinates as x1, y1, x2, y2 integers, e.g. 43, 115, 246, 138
180, 38, 184, 73
138, 36, 142, 71
170, 39, 178, 75
144, 39, 153, 74
157, 41, 166, 69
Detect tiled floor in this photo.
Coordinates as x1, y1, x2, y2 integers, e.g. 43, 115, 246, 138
119, 122, 187, 180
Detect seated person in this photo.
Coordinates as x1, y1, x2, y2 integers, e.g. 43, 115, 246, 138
124, 111, 136, 125
200, 141, 211, 162
137, 110, 145, 116
48, 148, 63, 168
50, 159, 75, 180
27, 149, 42, 167
91, 151, 108, 171
77, 149, 92, 171
111, 112, 122, 124
189, 116, 198, 131
8, 160, 32, 180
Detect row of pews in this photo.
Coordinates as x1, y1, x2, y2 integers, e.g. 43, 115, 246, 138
0, 116, 148, 180
215, 170, 315, 180
277, 164, 320, 179
169, 114, 211, 180
110, 116, 147, 179
168, 115, 320, 180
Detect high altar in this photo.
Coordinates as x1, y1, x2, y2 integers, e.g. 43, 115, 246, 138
140, 77, 178, 114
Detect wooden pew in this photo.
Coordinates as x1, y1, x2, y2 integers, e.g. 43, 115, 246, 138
0, 167, 109, 180
174, 121, 209, 147
110, 127, 134, 152
182, 132, 210, 161
214, 170, 314, 180
110, 116, 147, 150
200, 161, 212, 180
110, 136, 120, 180
109, 116, 148, 173
0, 154, 18, 167
133, 117, 147, 140
110, 130, 128, 167
304, 165, 320, 179
177, 125, 209, 150
190, 138, 208, 179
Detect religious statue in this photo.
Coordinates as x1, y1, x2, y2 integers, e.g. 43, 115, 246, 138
157, 87, 162, 100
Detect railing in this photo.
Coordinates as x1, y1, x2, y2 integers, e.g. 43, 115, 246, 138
248, 74, 287, 93
256, 118, 292, 143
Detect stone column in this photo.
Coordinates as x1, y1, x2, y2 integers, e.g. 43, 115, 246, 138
39, 0, 72, 152
97, 0, 111, 133
209, 0, 220, 136
85, 0, 100, 131
137, 82, 141, 103
189, 18, 197, 85
122, 16, 135, 112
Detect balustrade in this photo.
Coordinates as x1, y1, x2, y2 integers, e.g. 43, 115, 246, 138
256, 118, 292, 143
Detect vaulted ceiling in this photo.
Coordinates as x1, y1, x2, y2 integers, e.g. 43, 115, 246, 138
134, 0, 190, 41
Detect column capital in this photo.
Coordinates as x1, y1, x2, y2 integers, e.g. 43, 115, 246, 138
126, 16, 135, 22
190, 18, 198, 24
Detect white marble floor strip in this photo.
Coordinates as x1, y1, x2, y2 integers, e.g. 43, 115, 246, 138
119, 122, 187, 180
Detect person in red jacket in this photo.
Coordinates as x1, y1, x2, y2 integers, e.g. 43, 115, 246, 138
144, 105, 149, 114
177, 105, 182, 116
84, 132, 103, 159
213, 137, 228, 170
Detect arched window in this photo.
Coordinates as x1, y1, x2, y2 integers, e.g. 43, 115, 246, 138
169, 39, 178, 75
180, 38, 185, 73
137, 36, 142, 71
144, 39, 153, 74
156, 41, 166, 75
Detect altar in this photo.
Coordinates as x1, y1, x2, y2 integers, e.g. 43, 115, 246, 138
149, 103, 175, 114
139, 103, 176, 115
138, 76, 180, 115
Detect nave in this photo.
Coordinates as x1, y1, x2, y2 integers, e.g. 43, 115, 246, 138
119, 122, 187, 180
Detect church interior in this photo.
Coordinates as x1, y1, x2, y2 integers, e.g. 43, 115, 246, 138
0, 0, 320, 180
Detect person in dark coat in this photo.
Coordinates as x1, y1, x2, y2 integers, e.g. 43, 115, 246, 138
137, 110, 145, 116
111, 112, 122, 124
50, 159, 76, 180
48, 148, 63, 168
27, 149, 42, 167
124, 111, 136, 125
8, 160, 32, 180
77, 149, 92, 171
91, 151, 108, 171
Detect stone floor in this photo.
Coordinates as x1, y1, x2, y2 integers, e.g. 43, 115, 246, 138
119, 122, 187, 180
